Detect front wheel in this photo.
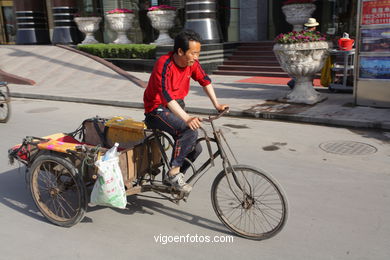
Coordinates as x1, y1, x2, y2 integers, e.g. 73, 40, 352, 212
211, 165, 288, 240
29, 153, 87, 227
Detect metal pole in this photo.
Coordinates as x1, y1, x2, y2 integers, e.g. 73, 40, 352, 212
184, 0, 222, 43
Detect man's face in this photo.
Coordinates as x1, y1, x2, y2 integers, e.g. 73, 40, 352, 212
178, 40, 201, 67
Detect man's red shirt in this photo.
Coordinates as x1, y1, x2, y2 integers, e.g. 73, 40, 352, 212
143, 51, 211, 113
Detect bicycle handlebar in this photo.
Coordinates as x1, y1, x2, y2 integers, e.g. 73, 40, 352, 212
201, 107, 229, 123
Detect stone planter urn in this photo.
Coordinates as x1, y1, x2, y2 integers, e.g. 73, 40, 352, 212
273, 41, 331, 104
282, 3, 316, 31
147, 10, 176, 45
105, 13, 134, 44
74, 17, 101, 44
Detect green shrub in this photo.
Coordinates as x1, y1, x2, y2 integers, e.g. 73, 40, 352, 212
77, 44, 156, 59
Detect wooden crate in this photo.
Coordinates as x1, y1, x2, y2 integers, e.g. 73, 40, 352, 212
119, 138, 162, 188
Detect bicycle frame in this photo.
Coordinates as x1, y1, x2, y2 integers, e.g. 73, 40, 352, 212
142, 113, 288, 239
187, 121, 227, 185
147, 109, 244, 194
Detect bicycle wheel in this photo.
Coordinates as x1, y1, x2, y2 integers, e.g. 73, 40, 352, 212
0, 91, 10, 123
211, 165, 288, 240
29, 153, 87, 227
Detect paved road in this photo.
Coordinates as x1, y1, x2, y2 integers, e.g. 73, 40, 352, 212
0, 99, 390, 260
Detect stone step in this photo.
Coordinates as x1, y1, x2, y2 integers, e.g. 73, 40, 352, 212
212, 41, 281, 76
233, 50, 275, 56
237, 45, 274, 51
223, 59, 280, 66
228, 55, 278, 61
217, 64, 285, 72
239, 41, 275, 47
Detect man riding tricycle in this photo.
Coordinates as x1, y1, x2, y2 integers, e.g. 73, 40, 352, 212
8, 29, 287, 240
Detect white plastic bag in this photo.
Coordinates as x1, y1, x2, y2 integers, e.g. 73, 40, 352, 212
90, 154, 127, 209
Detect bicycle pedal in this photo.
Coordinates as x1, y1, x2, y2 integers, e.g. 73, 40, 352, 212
183, 191, 190, 202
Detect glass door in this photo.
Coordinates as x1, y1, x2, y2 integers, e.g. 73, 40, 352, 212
0, 0, 16, 44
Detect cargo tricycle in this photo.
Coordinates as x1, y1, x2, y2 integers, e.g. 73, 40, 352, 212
8, 109, 288, 240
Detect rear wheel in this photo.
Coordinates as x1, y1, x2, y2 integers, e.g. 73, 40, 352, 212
211, 165, 288, 240
0, 91, 10, 123
29, 154, 87, 227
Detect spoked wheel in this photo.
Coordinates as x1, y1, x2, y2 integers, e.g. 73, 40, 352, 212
211, 165, 288, 240
0, 91, 10, 123
29, 154, 87, 227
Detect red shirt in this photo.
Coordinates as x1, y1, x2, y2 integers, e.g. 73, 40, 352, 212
143, 52, 211, 113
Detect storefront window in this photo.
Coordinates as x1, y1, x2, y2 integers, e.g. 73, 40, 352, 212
269, 0, 357, 40
316, 0, 357, 38
1, 5, 16, 44
101, 0, 142, 43
218, 0, 239, 42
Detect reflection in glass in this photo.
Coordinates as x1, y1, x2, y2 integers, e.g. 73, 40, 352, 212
2, 6, 16, 43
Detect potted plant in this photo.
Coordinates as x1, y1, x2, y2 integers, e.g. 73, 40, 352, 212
105, 8, 134, 44
74, 12, 102, 44
282, 0, 316, 31
147, 5, 177, 45
273, 30, 332, 104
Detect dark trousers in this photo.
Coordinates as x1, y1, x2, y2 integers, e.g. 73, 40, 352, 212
144, 106, 202, 173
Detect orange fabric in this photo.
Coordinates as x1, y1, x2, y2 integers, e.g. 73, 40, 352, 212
37, 133, 83, 153
37, 140, 80, 153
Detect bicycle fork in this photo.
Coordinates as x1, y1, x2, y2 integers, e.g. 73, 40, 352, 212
215, 129, 253, 202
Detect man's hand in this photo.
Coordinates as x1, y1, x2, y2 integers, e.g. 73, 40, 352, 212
167, 100, 201, 130
186, 117, 201, 130
216, 104, 229, 112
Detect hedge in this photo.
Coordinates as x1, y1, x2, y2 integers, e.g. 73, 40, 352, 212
76, 44, 156, 59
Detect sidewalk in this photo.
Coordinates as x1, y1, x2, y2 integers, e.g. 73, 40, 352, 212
1, 45, 389, 130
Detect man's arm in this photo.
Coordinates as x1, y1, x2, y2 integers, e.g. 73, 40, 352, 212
203, 84, 229, 112
167, 100, 201, 130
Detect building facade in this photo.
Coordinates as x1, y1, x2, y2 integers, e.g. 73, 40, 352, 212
0, 0, 358, 45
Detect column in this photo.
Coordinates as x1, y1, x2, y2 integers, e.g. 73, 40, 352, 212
257, 0, 268, 40
184, 0, 222, 44
239, 0, 261, 41
14, 0, 51, 44
51, 0, 81, 44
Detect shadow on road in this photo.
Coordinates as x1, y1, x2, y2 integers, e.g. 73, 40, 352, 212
0, 166, 46, 223
88, 193, 231, 236
0, 166, 230, 235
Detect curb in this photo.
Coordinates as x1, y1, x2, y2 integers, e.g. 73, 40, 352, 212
10, 92, 390, 130
247, 111, 390, 130
10, 92, 144, 109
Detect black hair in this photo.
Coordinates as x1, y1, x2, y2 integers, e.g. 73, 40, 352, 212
173, 29, 202, 54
